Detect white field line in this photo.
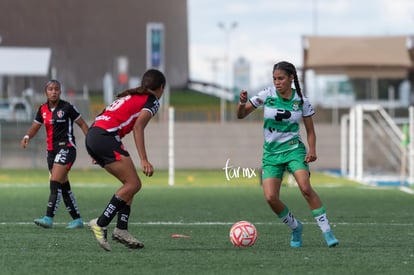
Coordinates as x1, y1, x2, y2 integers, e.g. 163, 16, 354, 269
2, 183, 414, 195
0, 183, 112, 188
0, 221, 413, 226
399, 186, 414, 194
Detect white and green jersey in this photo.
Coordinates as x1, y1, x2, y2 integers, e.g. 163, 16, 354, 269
249, 86, 315, 154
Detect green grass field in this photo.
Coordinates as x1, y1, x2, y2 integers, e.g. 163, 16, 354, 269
1, 169, 414, 275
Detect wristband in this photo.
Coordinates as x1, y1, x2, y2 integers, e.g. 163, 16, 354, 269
23, 135, 29, 140
239, 101, 246, 106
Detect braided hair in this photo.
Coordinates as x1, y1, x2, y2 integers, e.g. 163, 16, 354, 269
273, 61, 303, 105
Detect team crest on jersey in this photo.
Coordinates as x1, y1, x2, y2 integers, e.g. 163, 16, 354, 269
252, 97, 264, 107
57, 110, 64, 118
292, 101, 300, 111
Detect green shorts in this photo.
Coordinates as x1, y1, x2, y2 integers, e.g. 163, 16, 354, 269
262, 142, 309, 180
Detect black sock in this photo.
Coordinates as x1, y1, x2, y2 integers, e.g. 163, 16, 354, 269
61, 181, 81, 219
46, 180, 61, 217
97, 195, 126, 227
117, 205, 131, 230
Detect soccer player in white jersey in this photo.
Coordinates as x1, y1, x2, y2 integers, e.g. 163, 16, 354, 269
237, 61, 339, 248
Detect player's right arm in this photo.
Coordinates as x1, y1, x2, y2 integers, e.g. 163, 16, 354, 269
237, 90, 255, 119
21, 122, 42, 148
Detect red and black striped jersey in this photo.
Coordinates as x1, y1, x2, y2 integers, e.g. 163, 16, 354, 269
93, 94, 159, 138
35, 100, 82, 150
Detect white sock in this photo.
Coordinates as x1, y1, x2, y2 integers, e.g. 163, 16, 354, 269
314, 213, 331, 233
280, 211, 298, 230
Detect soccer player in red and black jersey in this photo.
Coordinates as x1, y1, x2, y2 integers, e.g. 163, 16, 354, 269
21, 80, 89, 229
86, 69, 165, 251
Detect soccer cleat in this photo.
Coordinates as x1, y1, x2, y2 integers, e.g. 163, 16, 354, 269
66, 217, 84, 229
323, 231, 339, 247
112, 227, 144, 249
34, 216, 53, 228
290, 221, 303, 248
88, 218, 111, 251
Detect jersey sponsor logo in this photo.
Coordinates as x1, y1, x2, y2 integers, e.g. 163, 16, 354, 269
54, 148, 69, 163
274, 109, 291, 121
96, 115, 111, 121
268, 126, 290, 134
288, 139, 297, 145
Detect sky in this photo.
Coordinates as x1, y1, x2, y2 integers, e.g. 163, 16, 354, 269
188, 0, 414, 90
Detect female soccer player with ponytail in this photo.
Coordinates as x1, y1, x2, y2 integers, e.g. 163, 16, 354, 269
237, 61, 339, 248
85, 69, 166, 251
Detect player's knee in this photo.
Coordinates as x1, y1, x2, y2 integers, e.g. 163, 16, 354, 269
264, 192, 280, 204
127, 180, 142, 194
300, 187, 315, 200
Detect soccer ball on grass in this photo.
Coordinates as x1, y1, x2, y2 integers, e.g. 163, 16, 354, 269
229, 221, 257, 247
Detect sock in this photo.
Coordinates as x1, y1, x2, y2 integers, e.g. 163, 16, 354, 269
46, 180, 61, 218
117, 205, 131, 230
312, 206, 331, 233
277, 205, 298, 230
60, 181, 81, 220
97, 194, 126, 227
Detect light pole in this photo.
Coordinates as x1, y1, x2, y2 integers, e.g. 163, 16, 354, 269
312, 0, 318, 35
218, 21, 237, 123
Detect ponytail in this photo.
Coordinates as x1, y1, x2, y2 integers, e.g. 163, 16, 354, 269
116, 69, 166, 98
116, 87, 147, 98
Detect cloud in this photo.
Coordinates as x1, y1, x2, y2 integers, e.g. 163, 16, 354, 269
188, 0, 414, 88
379, 0, 414, 32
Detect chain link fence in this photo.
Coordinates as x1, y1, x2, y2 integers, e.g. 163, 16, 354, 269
0, 121, 46, 168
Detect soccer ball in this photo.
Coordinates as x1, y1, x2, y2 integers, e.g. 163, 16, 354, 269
229, 221, 257, 247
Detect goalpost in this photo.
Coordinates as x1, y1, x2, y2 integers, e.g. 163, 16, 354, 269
168, 106, 175, 186
341, 104, 414, 185
408, 106, 414, 184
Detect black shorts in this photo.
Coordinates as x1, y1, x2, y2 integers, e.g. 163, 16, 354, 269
85, 126, 130, 167
47, 146, 77, 170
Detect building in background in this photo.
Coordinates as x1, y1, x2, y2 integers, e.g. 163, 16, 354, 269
0, 0, 188, 96
302, 35, 413, 107
302, 35, 414, 124
233, 57, 251, 96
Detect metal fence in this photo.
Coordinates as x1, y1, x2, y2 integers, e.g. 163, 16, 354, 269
0, 121, 46, 168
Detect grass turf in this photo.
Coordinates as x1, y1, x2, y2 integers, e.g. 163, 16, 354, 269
1, 169, 413, 274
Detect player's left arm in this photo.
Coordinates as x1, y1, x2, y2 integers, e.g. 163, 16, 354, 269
75, 116, 89, 136
303, 116, 317, 163
133, 110, 154, 177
